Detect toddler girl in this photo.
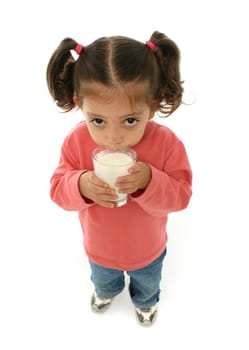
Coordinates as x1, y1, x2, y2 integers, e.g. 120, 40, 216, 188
46, 31, 192, 327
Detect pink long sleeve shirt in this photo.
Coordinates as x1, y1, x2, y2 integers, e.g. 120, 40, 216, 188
50, 120, 192, 270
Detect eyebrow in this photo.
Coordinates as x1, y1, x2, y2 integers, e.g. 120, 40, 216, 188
86, 112, 137, 119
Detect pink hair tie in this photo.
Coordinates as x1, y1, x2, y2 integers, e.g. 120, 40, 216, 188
74, 44, 84, 55
146, 40, 157, 51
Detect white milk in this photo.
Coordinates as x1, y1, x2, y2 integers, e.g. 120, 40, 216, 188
93, 149, 136, 206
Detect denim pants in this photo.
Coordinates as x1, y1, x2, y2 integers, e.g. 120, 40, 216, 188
89, 249, 167, 308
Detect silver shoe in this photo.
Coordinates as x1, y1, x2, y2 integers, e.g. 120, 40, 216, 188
135, 305, 158, 327
91, 292, 113, 313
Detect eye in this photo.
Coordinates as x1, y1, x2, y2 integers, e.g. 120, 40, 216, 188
91, 118, 105, 127
124, 117, 138, 126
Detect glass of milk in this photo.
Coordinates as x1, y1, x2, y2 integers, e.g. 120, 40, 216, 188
92, 148, 137, 207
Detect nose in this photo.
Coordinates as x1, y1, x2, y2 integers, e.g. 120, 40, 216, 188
107, 127, 124, 148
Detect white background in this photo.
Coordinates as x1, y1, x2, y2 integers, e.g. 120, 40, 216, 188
0, 0, 248, 349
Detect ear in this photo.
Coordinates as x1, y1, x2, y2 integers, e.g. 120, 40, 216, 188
148, 110, 155, 120
148, 100, 160, 119
73, 95, 81, 108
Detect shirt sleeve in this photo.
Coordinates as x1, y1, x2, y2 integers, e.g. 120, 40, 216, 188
50, 143, 94, 211
131, 139, 192, 217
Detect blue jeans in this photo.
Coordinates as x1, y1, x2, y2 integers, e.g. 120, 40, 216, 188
88, 249, 167, 308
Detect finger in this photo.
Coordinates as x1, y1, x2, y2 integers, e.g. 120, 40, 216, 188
96, 200, 116, 208
116, 179, 138, 194
118, 186, 137, 195
128, 162, 144, 174
97, 192, 118, 201
91, 173, 111, 188
90, 176, 116, 195
116, 175, 138, 189
91, 183, 116, 196
93, 193, 118, 208
116, 173, 136, 183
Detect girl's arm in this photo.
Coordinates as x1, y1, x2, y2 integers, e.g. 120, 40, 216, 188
50, 144, 92, 211
116, 140, 192, 217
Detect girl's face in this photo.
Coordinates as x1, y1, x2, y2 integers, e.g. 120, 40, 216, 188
79, 84, 155, 150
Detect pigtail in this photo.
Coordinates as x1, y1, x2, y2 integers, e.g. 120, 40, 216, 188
150, 31, 183, 116
46, 38, 78, 112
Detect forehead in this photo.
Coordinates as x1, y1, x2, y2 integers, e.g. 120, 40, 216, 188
81, 82, 150, 106
82, 84, 152, 120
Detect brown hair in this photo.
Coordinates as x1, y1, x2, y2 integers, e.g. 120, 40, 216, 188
46, 31, 183, 117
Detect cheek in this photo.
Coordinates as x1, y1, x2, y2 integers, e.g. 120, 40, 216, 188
86, 125, 108, 147
128, 126, 146, 144
86, 123, 100, 141
135, 123, 147, 138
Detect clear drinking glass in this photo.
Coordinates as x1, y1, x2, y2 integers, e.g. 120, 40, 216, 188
92, 148, 137, 207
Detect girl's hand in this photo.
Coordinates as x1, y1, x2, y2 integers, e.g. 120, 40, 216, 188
79, 171, 118, 208
115, 162, 152, 195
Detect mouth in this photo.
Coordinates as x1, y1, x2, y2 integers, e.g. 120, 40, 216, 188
104, 144, 127, 150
